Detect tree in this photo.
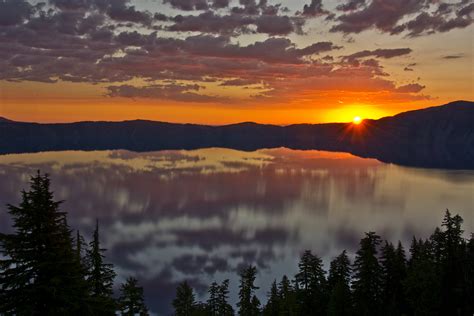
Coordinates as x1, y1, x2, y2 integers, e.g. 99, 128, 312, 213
380, 241, 407, 316
0, 172, 89, 314
208, 279, 234, 316
327, 250, 352, 316
173, 281, 196, 316
277, 275, 297, 316
118, 277, 149, 316
86, 220, 116, 314
263, 280, 279, 316
352, 232, 383, 316
404, 237, 440, 315
295, 250, 327, 315
238, 265, 260, 316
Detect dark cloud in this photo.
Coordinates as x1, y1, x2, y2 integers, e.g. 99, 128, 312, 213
300, 0, 330, 17
106, 83, 229, 103
331, 0, 473, 36
344, 48, 412, 61
164, 0, 209, 11
395, 83, 425, 93
442, 54, 465, 59
336, 0, 366, 12
0, 0, 34, 26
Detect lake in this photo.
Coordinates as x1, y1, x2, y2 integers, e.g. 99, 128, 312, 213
0, 148, 473, 315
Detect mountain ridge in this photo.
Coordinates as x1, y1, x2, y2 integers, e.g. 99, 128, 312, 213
0, 100, 473, 169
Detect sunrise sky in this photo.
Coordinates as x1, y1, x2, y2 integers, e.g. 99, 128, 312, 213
0, 0, 473, 124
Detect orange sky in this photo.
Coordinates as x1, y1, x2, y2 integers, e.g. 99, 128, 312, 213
0, 0, 473, 125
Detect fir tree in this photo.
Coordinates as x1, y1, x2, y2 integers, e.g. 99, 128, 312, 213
173, 281, 196, 316
352, 232, 383, 316
277, 275, 297, 316
118, 277, 149, 316
238, 265, 260, 316
217, 279, 234, 316
263, 280, 279, 316
404, 238, 440, 315
327, 250, 352, 316
295, 250, 327, 315
380, 241, 407, 316
0, 172, 89, 314
86, 220, 116, 314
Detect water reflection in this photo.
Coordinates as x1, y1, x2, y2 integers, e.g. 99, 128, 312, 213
0, 148, 473, 315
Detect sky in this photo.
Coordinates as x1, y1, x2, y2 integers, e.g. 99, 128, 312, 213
0, 0, 473, 125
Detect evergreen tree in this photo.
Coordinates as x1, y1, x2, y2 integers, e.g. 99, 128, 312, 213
217, 279, 234, 316
173, 281, 197, 316
86, 220, 116, 314
466, 234, 474, 314
207, 281, 220, 316
380, 241, 407, 316
404, 237, 440, 315
352, 232, 383, 316
295, 250, 327, 315
238, 265, 260, 316
327, 250, 352, 316
438, 210, 467, 315
118, 277, 149, 316
263, 280, 279, 316
277, 275, 297, 316
0, 172, 89, 314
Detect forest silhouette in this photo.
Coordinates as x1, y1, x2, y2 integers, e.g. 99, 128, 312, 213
1, 172, 473, 315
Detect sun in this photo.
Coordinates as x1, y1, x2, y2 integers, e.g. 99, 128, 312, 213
353, 116, 362, 125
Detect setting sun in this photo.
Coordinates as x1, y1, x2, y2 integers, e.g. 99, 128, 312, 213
353, 116, 362, 125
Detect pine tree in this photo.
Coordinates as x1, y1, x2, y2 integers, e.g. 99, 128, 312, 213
438, 210, 467, 314
466, 234, 474, 314
352, 232, 383, 316
404, 237, 440, 315
295, 250, 327, 315
207, 281, 220, 316
118, 277, 149, 316
238, 265, 260, 316
380, 241, 407, 316
217, 279, 234, 316
277, 275, 297, 316
327, 250, 352, 316
0, 172, 89, 314
86, 220, 116, 314
173, 281, 196, 316
263, 280, 279, 316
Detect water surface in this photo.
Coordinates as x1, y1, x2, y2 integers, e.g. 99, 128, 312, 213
0, 148, 473, 315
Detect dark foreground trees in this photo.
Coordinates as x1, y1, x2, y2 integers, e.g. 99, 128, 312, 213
1, 173, 473, 315
0, 172, 147, 315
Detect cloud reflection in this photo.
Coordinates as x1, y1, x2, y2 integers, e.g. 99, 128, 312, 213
0, 148, 473, 315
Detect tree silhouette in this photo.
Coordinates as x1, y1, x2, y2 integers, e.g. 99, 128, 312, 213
173, 281, 197, 316
277, 275, 297, 316
295, 250, 327, 315
380, 241, 407, 315
207, 279, 234, 316
118, 277, 149, 316
327, 250, 352, 316
238, 265, 260, 316
352, 232, 383, 315
86, 220, 116, 314
0, 172, 89, 314
263, 280, 279, 316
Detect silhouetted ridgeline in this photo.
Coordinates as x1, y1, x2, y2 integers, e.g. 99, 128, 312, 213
0, 101, 473, 169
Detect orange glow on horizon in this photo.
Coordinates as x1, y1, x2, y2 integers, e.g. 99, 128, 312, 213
353, 116, 362, 124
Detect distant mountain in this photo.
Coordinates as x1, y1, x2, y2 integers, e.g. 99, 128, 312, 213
0, 101, 473, 169
0, 117, 14, 123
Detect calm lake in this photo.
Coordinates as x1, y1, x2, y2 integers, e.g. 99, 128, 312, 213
0, 148, 473, 315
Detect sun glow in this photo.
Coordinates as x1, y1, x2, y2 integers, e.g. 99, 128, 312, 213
353, 116, 362, 125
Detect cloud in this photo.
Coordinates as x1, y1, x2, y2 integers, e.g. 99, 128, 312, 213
344, 48, 412, 62
106, 83, 229, 103
395, 83, 425, 93
330, 0, 473, 36
0, 0, 34, 26
301, 0, 330, 17
442, 54, 465, 59
163, 0, 209, 11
